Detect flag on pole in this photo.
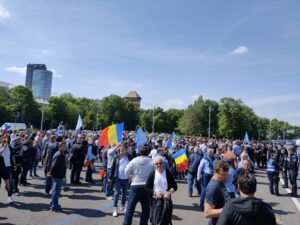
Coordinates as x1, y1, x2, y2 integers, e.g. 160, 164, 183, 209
99, 123, 124, 147
75, 115, 83, 134
173, 149, 188, 172
172, 131, 176, 140
167, 140, 174, 150
4, 123, 9, 143
244, 131, 249, 145
136, 127, 148, 148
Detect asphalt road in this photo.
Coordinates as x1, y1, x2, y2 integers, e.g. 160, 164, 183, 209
0, 164, 299, 225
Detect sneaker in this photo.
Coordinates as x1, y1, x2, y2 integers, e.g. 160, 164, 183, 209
44, 191, 51, 196
14, 192, 20, 196
112, 207, 118, 217
106, 196, 113, 200
120, 205, 124, 211
7, 196, 13, 204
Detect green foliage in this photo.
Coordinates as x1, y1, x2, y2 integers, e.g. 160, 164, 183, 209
178, 97, 218, 136
0, 86, 299, 139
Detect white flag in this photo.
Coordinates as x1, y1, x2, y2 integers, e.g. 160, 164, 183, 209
75, 115, 83, 133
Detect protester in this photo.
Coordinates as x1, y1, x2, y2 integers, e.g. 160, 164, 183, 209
123, 145, 154, 225
267, 153, 282, 196
216, 172, 276, 225
187, 146, 201, 197
110, 146, 130, 217
49, 140, 67, 211
85, 136, 98, 183
146, 156, 177, 225
0, 153, 10, 202
198, 148, 214, 211
204, 160, 230, 225
70, 134, 85, 184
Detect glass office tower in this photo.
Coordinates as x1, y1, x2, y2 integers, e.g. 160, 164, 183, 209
32, 69, 53, 100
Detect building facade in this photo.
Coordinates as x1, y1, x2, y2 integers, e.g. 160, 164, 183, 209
32, 69, 53, 100
124, 91, 142, 108
25, 64, 47, 88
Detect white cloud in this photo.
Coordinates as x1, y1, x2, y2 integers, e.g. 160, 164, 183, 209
50, 69, 62, 78
163, 99, 184, 108
231, 46, 249, 55
284, 112, 300, 118
248, 94, 300, 107
0, 4, 11, 23
5, 66, 26, 76
41, 49, 51, 54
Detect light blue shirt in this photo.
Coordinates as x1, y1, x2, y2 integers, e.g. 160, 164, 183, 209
197, 157, 213, 178
225, 166, 236, 193
87, 145, 97, 161
118, 157, 129, 179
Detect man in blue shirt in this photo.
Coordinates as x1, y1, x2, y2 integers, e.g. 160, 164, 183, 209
197, 148, 214, 211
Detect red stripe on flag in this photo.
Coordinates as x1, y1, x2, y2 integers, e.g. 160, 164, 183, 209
99, 127, 109, 147
176, 161, 188, 172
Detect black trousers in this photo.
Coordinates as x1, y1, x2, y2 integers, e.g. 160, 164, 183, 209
267, 171, 279, 195
70, 162, 83, 183
288, 170, 298, 197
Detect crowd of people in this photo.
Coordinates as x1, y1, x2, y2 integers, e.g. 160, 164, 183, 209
0, 128, 299, 225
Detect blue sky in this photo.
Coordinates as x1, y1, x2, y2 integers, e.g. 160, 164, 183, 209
1, 0, 300, 125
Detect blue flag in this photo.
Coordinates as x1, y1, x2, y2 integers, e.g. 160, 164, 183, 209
172, 131, 176, 140
137, 127, 148, 148
167, 140, 174, 150
244, 132, 249, 144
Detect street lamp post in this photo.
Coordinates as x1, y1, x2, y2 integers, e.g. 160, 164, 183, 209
40, 98, 45, 131
152, 106, 155, 133
208, 106, 212, 138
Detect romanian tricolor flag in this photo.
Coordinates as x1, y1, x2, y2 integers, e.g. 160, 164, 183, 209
173, 149, 188, 172
99, 123, 124, 147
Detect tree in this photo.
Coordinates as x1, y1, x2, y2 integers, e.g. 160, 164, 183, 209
165, 109, 184, 133
9, 86, 40, 127
45, 97, 68, 128
218, 97, 257, 139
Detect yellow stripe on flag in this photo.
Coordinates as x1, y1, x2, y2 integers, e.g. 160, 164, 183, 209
108, 124, 118, 144
175, 154, 188, 165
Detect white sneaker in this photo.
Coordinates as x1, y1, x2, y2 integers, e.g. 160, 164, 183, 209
120, 205, 124, 211
106, 196, 113, 200
7, 196, 13, 204
112, 207, 118, 217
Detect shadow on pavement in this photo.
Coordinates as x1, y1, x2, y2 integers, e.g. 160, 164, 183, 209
66, 194, 105, 201
8, 201, 110, 218
173, 203, 200, 212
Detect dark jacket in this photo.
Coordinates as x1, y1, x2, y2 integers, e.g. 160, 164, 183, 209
0, 156, 8, 180
146, 169, 178, 195
45, 142, 58, 172
70, 142, 85, 163
50, 151, 66, 179
216, 197, 276, 225
188, 152, 201, 175
10, 143, 22, 166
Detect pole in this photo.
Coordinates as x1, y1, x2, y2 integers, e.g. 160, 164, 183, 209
208, 106, 212, 138
40, 99, 45, 131
152, 105, 155, 133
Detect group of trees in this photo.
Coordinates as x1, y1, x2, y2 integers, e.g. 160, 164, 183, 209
1, 86, 300, 140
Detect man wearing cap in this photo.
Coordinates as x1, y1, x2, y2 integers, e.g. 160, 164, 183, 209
123, 146, 154, 225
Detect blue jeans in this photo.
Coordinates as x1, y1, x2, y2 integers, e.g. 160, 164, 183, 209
105, 168, 113, 196
30, 160, 39, 176
188, 172, 200, 196
50, 177, 62, 209
123, 185, 151, 225
45, 176, 52, 194
200, 173, 212, 207
113, 178, 129, 207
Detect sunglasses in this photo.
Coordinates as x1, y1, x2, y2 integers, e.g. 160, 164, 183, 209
156, 163, 163, 165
